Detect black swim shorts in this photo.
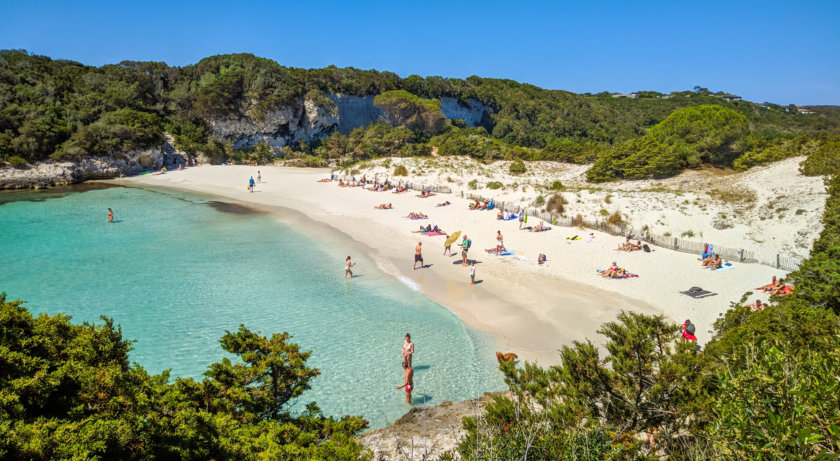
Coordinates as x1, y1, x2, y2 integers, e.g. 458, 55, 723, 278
415, 254, 423, 262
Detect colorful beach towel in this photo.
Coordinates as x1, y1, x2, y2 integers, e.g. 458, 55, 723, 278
422, 232, 446, 236
408, 217, 428, 220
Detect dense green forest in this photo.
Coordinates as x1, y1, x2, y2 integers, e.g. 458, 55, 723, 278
1, 50, 838, 179
457, 172, 840, 459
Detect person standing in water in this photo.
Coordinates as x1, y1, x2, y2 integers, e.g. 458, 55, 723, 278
396, 360, 414, 404
402, 333, 414, 367
107, 208, 114, 223
344, 256, 356, 278
414, 242, 423, 270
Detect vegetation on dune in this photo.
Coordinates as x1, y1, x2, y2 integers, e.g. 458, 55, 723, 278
0, 294, 368, 460
457, 173, 840, 459
1, 50, 838, 180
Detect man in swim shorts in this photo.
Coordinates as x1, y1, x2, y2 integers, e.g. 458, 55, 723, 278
396, 360, 414, 404
414, 242, 423, 270
249, 176, 255, 192
461, 235, 471, 266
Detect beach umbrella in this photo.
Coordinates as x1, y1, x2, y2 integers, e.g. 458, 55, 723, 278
445, 231, 462, 247
524, 211, 528, 224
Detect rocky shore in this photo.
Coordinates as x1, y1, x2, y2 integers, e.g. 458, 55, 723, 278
358, 392, 506, 460
0, 135, 186, 190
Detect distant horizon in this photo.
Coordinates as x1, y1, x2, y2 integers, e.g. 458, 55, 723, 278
2, 0, 838, 105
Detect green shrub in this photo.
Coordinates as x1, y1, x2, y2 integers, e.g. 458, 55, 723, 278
468, 179, 478, 190
548, 180, 565, 190
535, 195, 545, 206
599, 208, 609, 216
487, 181, 503, 190
681, 229, 695, 238
393, 165, 408, 176
7, 155, 27, 168
509, 159, 526, 174
800, 137, 840, 177
587, 105, 751, 182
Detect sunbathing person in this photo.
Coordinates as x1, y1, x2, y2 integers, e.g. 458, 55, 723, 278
628, 240, 643, 251
701, 254, 716, 267
497, 210, 504, 220
374, 203, 393, 209
436, 201, 451, 207
762, 276, 782, 293
708, 255, 723, 269
617, 237, 632, 251
469, 201, 480, 210
601, 261, 620, 278
405, 212, 427, 219
531, 221, 546, 232
769, 278, 787, 295
749, 299, 766, 311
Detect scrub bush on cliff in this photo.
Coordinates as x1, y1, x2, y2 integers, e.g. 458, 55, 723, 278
0, 293, 368, 460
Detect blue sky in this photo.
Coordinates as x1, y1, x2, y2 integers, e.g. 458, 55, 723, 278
1, 0, 838, 104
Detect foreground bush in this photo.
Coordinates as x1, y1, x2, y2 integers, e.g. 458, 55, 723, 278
0, 294, 368, 460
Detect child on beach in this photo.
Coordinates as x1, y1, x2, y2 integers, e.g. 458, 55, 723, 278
469, 262, 476, 285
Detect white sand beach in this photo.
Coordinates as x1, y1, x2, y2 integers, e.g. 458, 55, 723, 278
115, 159, 822, 364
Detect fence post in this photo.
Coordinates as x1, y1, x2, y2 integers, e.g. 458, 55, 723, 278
776, 254, 780, 269
673, 238, 678, 250
739, 249, 744, 262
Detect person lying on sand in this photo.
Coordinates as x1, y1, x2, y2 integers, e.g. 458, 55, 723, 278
317, 178, 332, 182
374, 203, 393, 209
469, 201, 480, 210
749, 299, 766, 311
531, 221, 546, 232
393, 187, 408, 193
761, 276, 782, 293
436, 201, 451, 207
485, 246, 507, 253
405, 212, 427, 219
417, 190, 436, 198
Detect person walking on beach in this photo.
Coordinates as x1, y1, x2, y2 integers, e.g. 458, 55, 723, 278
460, 235, 471, 266
107, 208, 114, 223
496, 230, 504, 255
345, 256, 356, 279
469, 261, 476, 285
518, 212, 524, 230
257, 170, 261, 183
249, 176, 255, 192
396, 360, 414, 404
444, 239, 452, 256
414, 242, 424, 270
402, 333, 414, 367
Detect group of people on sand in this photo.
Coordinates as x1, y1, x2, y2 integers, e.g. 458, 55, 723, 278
496, 209, 516, 220
701, 254, 723, 269
405, 212, 427, 219
417, 189, 435, 198
375, 203, 393, 209
414, 224, 444, 234
393, 186, 408, 194
617, 237, 643, 251
760, 275, 790, 296
470, 200, 493, 210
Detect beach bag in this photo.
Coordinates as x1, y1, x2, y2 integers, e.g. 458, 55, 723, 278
643, 244, 651, 253
685, 322, 696, 336
538, 253, 547, 263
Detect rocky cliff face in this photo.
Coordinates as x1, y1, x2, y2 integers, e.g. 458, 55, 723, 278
206, 94, 492, 151
0, 134, 186, 190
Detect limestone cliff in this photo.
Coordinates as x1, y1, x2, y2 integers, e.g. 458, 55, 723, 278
205, 94, 492, 151
0, 134, 186, 190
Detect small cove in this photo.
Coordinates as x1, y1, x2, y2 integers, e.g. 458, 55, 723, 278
0, 185, 505, 428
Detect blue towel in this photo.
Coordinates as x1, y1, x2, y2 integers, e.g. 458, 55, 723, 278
712, 263, 735, 272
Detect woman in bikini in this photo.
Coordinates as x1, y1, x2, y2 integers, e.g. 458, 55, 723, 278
402, 333, 414, 367
344, 256, 355, 278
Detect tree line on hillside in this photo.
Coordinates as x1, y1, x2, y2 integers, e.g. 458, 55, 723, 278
1, 50, 838, 180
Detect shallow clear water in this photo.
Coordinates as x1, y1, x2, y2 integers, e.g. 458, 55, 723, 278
0, 185, 504, 428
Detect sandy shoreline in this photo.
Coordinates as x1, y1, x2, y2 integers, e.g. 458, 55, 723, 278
111, 165, 791, 364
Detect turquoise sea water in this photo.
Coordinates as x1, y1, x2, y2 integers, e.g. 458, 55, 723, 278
0, 185, 504, 428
